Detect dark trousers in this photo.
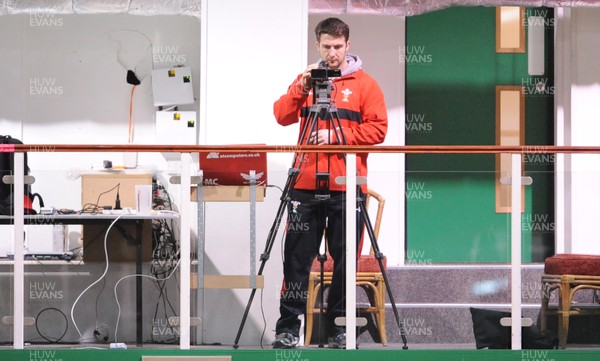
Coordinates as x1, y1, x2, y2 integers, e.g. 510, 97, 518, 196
275, 189, 364, 337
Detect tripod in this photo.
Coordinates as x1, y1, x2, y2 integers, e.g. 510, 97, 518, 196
233, 72, 408, 349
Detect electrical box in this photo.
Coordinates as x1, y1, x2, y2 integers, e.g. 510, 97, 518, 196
155, 111, 197, 145
151, 66, 194, 106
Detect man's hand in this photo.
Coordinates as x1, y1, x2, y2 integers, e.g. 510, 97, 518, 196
309, 129, 340, 145
300, 63, 320, 91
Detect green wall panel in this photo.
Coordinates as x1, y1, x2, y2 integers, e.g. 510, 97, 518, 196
406, 7, 554, 263
406, 171, 533, 263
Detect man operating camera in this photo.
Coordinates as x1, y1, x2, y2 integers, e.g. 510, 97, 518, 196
272, 17, 388, 349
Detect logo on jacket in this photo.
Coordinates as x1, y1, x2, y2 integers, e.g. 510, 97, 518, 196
291, 200, 301, 213
342, 88, 352, 102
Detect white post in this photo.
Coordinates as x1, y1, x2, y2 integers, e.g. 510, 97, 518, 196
398, 16, 407, 267
511, 153, 522, 350
13, 153, 25, 349
179, 153, 192, 349
554, 7, 571, 254
345, 153, 357, 350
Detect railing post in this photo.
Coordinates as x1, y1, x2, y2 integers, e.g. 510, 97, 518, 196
12, 152, 25, 349
179, 152, 192, 349
511, 153, 522, 350
345, 153, 357, 350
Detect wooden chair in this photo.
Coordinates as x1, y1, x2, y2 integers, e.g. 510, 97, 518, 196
304, 189, 388, 346
540, 254, 600, 349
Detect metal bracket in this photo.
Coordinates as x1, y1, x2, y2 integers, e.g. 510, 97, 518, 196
500, 176, 533, 185
2, 175, 35, 185
335, 316, 368, 327
500, 317, 533, 327
334, 175, 367, 185
169, 175, 203, 185
2, 316, 35, 326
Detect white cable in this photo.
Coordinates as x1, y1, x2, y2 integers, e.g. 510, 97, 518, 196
111, 209, 182, 342
113, 258, 181, 342
69, 209, 181, 342
70, 214, 124, 340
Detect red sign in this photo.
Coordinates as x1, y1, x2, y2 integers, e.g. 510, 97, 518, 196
199, 149, 267, 186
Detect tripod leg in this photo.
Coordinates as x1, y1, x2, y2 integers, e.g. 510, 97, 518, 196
358, 192, 409, 349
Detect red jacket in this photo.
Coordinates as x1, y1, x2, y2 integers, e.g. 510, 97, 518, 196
273, 66, 387, 192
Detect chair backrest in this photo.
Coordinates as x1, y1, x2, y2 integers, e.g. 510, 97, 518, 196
317, 188, 385, 258
363, 188, 385, 256
365, 188, 385, 240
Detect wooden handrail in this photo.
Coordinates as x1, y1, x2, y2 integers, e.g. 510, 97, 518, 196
6, 144, 600, 154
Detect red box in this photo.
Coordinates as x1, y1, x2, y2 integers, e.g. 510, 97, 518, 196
199, 147, 267, 186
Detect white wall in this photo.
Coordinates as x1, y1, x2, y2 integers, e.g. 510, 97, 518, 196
564, 8, 600, 255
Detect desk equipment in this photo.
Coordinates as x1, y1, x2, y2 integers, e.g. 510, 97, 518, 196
80, 173, 153, 262
7, 251, 74, 261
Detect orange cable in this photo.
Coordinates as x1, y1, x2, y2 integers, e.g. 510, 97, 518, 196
128, 85, 137, 144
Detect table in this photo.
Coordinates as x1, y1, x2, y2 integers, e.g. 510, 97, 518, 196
0, 211, 179, 346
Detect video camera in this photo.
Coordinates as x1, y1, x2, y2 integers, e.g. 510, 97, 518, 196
310, 61, 341, 82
